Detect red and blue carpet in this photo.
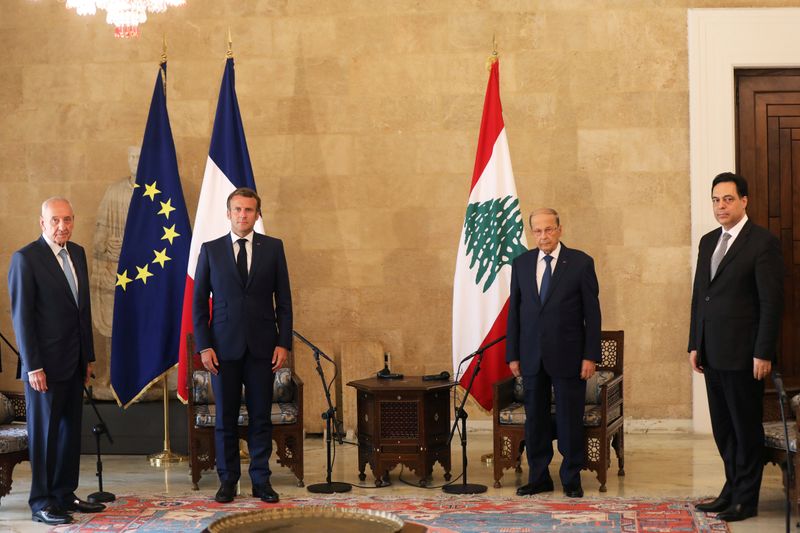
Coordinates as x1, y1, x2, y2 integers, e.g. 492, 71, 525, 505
51, 494, 730, 532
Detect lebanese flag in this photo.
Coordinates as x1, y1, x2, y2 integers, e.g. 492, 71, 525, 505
452, 59, 527, 411
177, 57, 262, 402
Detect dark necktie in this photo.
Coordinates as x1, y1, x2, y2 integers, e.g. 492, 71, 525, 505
540, 254, 553, 302
236, 238, 248, 285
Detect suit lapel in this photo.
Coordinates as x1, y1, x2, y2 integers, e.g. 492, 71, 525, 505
67, 242, 85, 308
528, 248, 543, 306
36, 237, 78, 307
541, 245, 571, 307
711, 220, 751, 283
248, 233, 265, 288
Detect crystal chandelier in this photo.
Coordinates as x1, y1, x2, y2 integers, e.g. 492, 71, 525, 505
65, 0, 186, 39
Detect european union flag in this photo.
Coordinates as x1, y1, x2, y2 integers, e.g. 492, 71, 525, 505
111, 61, 191, 408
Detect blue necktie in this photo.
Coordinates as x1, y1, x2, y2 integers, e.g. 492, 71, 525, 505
540, 254, 553, 302
58, 248, 78, 304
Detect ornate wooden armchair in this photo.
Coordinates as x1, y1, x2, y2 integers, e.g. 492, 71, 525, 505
0, 391, 28, 504
762, 385, 800, 519
186, 334, 304, 489
492, 330, 625, 491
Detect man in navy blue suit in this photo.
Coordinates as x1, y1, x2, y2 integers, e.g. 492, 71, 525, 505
193, 187, 292, 504
506, 207, 601, 498
8, 197, 106, 525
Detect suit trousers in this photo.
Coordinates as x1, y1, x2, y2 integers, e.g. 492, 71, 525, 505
24, 368, 83, 512
704, 366, 765, 508
211, 351, 275, 486
523, 371, 586, 488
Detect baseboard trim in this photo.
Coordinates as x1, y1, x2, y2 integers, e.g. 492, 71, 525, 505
464, 419, 694, 434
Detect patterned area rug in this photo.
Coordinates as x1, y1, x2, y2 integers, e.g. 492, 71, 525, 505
51, 494, 730, 532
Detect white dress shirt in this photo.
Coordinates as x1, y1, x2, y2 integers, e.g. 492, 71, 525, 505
230, 231, 254, 272
536, 242, 562, 292
713, 214, 748, 259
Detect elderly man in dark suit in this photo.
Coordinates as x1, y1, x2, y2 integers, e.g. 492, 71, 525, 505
8, 197, 105, 525
506, 207, 601, 499
193, 187, 292, 504
690, 172, 783, 522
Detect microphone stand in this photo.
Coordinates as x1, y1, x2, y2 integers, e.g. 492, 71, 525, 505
772, 371, 793, 533
442, 335, 506, 495
0, 328, 115, 502
84, 384, 116, 503
292, 330, 351, 494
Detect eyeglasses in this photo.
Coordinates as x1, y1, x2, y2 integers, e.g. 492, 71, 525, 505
532, 226, 559, 237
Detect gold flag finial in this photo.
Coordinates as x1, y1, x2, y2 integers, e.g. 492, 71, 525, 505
486, 33, 499, 71
226, 27, 233, 58
161, 34, 167, 64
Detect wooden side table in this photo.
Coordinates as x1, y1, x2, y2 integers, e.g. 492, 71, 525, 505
347, 376, 452, 487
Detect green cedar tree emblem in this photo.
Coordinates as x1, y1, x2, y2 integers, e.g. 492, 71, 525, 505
463, 195, 526, 292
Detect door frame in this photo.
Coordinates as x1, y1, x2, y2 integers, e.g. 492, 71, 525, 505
689, 8, 800, 433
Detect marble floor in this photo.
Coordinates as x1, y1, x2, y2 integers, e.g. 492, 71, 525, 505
0, 431, 790, 532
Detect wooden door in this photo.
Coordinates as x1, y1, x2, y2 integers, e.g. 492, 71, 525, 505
736, 69, 800, 384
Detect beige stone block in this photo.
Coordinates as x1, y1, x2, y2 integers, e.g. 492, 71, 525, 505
615, 8, 687, 51
164, 60, 219, 102
174, 137, 213, 198
446, 11, 540, 54
294, 57, 350, 96
25, 143, 86, 184
415, 131, 473, 175
618, 128, 688, 173
0, 143, 26, 183
83, 102, 146, 142
335, 13, 448, 57
82, 64, 126, 103
354, 131, 417, 176
293, 134, 353, 177
3, 104, 86, 144
567, 50, 620, 94
168, 99, 212, 139
236, 58, 295, 98
618, 49, 687, 92
577, 129, 621, 173
340, 339, 384, 434
249, 134, 295, 178
0, 66, 22, 107
640, 246, 691, 285
271, 16, 338, 58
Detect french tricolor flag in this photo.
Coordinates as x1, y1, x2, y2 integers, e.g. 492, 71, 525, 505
177, 56, 263, 402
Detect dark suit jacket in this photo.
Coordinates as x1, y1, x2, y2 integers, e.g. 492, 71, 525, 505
193, 232, 292, 360
506, 244, 602, 378
688, 219, 783, 370
8, 237, 95, 381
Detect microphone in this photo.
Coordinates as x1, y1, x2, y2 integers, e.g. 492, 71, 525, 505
773, 370, 788, 405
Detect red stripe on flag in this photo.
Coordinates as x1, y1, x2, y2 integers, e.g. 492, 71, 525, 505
458, 298, 513, 411
469, 60, 504, 193
177, 275, 196, 403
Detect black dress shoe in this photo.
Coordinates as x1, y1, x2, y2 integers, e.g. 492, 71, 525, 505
32, 506, 73, 525
695, 496, 730, 513
716, 504, 757, 522
564, 484, 584, 498
63, 498, 106, 513
215, 482, 236, 503
252, 483, 279, 503
516, 478, 554, 496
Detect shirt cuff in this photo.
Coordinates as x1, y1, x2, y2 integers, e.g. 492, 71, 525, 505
28, 368, 43, 376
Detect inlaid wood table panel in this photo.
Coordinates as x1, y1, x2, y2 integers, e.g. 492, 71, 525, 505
346, 376, 452, 487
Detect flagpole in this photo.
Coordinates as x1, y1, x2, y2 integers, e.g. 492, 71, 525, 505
148, 373, 186, 467
143, 36, 186, 468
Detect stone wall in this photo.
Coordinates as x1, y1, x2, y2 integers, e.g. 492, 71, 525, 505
3, 0, 795, 420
